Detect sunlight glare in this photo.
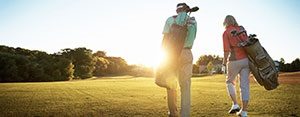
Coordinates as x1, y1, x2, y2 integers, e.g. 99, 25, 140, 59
152, 49, 166, 69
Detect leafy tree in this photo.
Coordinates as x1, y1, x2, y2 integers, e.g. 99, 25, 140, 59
52, 57, 74, 81
196, 55, 214, 66
192, 64, 199, 74
92, 51, 109, 76
106, 57, 128, 75
279, 58, 285, 71
93, 57, 109, 76
0, 45, 74, 82
61, 48, 94, 78
279, 58, 300, 72
0, 53, 19, 82
93, 51, 107, 57
0, 45, 16, 54
280, 58, 285, 64
196, 55, 222, 66
195, 55, 223, 74
207, 61, 214, 75
291, 58, 300, 72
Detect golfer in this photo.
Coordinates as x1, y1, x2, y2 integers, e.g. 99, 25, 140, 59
222, 15, 250, 117
161, 3, 197, 117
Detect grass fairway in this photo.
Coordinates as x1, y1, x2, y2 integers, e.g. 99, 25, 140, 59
0, 74, 299, 117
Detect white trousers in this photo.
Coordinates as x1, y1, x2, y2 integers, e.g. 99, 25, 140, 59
226, 58, 250, 101
167, 49, 193, 117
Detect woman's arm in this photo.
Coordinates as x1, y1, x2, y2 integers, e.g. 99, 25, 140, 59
223, 31, 231, 65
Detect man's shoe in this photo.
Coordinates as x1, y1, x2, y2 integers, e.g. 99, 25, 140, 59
168, 112, 179, 117
236, 110, 247, 117
228, 104, 240, 114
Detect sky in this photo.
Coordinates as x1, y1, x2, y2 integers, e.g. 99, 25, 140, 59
0, 0, 299, 67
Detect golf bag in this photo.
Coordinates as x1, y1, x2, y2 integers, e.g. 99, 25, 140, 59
232, 28, 279, 90
244, 35, 279, 90
155, 16, 188, 89
167, 16, 188, 59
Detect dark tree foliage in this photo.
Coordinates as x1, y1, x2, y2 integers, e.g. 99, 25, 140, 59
279, 58, 285, 72
105, 57, 128, 75
0, 45, 139, 82
291, 58, 300, 71
0, 52, 23, 82
0, 45, 73, 82
280, 58, 300, 72
61, 48, 94, 79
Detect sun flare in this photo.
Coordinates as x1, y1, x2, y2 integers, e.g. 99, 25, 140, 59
150, 49, 167, 69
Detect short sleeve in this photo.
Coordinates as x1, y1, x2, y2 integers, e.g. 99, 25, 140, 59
162, 17, 174, 34
223, 31, 231, 52
184, 17, 197, 48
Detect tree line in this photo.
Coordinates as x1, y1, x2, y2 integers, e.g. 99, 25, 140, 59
193, 55, 223, 74
1, 45, 299, 82
0, 45, 131, 82
192, 55, 300, 74
279, 58, 300, 72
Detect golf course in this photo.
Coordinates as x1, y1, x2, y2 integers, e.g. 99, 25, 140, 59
0, 72, 299, 117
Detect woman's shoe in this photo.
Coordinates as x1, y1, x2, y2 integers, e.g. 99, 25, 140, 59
236, 110, 247, 117
228, 104, 240, 114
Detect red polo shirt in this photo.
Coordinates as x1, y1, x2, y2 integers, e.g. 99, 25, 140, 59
223, 25, 248, 61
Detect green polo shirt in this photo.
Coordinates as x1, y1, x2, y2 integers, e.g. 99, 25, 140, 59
162, 12, 197, 49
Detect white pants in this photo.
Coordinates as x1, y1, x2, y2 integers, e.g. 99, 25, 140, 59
226, 58, 250, 101
167, 49, 193, 117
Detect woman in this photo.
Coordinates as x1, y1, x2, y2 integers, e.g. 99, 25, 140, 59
222, 15, 250, 117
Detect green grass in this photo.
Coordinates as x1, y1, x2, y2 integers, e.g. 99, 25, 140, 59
0, 75, 299, 117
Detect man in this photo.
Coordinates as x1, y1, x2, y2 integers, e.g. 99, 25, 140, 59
161, 3, 197, 117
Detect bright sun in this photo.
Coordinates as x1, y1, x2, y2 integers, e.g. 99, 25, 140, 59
148, 49, 166, 69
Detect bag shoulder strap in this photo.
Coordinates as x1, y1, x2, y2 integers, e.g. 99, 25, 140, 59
228, 26, 248, 47
172, 15, 189, 26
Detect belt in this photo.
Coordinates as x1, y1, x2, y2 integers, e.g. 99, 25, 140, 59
184, 47, 191, 49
